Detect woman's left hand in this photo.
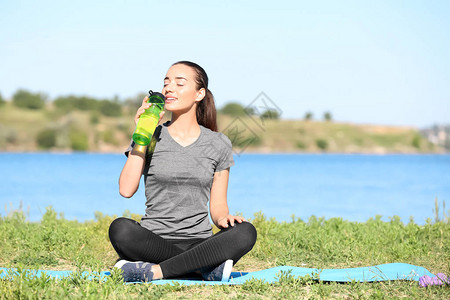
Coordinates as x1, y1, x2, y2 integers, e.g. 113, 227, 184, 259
217, 215, 247, 229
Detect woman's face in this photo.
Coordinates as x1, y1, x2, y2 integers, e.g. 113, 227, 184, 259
162, 64, 205, 114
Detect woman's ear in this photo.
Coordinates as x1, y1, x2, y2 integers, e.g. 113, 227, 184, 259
195, 88, 206, 102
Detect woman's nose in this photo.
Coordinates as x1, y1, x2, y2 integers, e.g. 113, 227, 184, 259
164, 82, 175, 93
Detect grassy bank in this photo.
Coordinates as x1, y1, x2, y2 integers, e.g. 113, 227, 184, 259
0, 101, 441, 154
1, 208, 449, 299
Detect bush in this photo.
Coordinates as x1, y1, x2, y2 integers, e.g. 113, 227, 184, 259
53, 96, 75, 111
324, 111, 333, 122
304, 112, 313, 121
412, 134, 422, 149
53, 96, 100, 112
316, 139, 328, 150
12, 89, 46, 110
296, 140, 306, 149
99, 100, 122, 117
36, 128, 57, 149
69, 128, 88, 151
90, 112, 100, 124
220, 102, 248, 117
260, 109, 280, 120
76, 97, 99, 111
54, 95, 123, 116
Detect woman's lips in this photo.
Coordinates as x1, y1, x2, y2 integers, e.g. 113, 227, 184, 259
165, 96, 177, 102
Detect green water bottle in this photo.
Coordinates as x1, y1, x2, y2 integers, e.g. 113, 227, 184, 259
132, 90, 165, 146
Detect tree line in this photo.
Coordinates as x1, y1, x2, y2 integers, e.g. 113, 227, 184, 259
220, 102, 333, 122
0, 89, 333, 121
2, 89, 122, 117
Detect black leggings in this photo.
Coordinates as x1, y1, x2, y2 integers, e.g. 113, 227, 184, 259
108, 217, 257, 278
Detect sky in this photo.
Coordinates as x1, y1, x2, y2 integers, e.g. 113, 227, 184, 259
1, 0, 449, 128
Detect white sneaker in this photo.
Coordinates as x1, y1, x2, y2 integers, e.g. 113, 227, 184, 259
201, 259, 233, 282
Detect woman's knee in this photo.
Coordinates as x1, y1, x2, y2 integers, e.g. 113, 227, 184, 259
108, 217, 139, 244
233, 221, 257, 252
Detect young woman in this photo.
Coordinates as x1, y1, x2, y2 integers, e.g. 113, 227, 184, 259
109, 61, 257, 282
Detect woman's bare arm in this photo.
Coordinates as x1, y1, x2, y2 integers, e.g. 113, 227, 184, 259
119, 145, 147, 198
210, 168, 246, 228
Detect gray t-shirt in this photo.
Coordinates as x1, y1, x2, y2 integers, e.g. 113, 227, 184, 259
126, 121, 235, 239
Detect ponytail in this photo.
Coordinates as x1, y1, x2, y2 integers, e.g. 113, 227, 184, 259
172, 61, 218, 132
196, 89, 217, 132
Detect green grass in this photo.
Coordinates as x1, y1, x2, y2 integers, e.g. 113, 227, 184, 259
1, 207, 449, 299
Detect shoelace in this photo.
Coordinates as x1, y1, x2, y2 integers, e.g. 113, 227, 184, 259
127, 263, 152, 282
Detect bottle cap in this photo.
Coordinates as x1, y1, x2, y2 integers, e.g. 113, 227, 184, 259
148, 90, 165, 110
149, 90, 165, 101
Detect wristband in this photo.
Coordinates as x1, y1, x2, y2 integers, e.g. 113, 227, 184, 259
132, 144, 148, 155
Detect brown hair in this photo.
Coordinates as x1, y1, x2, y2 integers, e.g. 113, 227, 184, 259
172, 61, 218, 132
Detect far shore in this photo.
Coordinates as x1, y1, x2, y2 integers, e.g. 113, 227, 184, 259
0, 149, 448, 155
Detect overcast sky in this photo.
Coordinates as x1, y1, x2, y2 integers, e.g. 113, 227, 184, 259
1, 0, 449, 127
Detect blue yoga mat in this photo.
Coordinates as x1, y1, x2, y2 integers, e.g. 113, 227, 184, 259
0, 263, 436, 286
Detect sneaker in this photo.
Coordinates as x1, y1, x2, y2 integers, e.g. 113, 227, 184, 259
201, 259, 233, 282
114, 260, 156, 282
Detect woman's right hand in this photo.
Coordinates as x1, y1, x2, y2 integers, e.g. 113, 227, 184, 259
134, 96, 166, 125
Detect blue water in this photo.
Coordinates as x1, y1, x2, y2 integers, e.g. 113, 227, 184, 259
0, 153, 449, 224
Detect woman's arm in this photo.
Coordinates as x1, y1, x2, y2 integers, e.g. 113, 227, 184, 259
118, 144, 147, 198
210, 168, 246, 228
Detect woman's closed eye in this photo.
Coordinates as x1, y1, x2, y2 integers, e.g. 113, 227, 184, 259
163, 81, 184, 87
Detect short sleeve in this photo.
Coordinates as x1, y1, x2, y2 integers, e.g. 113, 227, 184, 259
124, 139, 135, 157
215, 133, 235, 172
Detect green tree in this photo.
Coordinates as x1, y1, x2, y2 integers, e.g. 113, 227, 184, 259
411, 134, 422, 149
260, 109, 280, 120
244, 107, 256, 115
324, 111, 332, 122
75, 96, 99, 110
36, 128, 57, 149
316, 139, 328, 151
12, 89, 46, 109
53, 95, 101, 112
53, 96, 76, 111
90, 112, 100, 124
220, 102, 247, 117
99, 100, 122, 117
304, 112, 313, 121
296, 140, 306, 150
69, 128, 88, 151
